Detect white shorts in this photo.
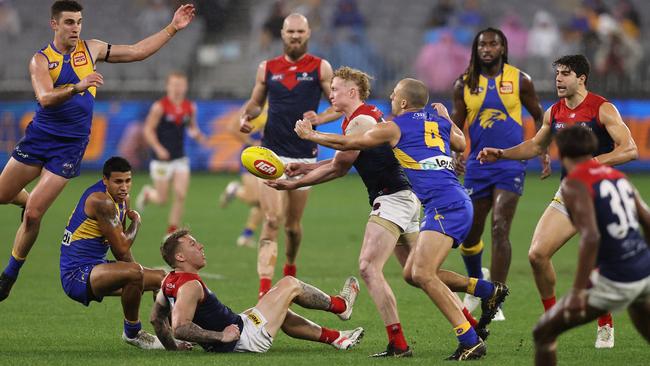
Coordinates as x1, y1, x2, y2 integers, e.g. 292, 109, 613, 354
370, 190, 420, 234
233, 308, 273, 353
149, 157, 190, 181
277, 156, 317, 191
549, 186, 569, 216
588, 270, 650, 313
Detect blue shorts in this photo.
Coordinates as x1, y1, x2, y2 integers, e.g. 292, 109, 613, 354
61, 263, 104, 306
12, 123, 89, 179
420, 199, 473, 248
464, 168, 525, 200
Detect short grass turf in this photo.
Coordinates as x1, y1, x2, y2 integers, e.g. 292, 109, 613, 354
0, 172, 649, 365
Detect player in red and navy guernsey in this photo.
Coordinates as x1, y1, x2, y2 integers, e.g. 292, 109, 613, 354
533, 126, 650, 366
137, 71, 207, 235
478, 55, 638, 348
151, 230, 364, 353
238, 13, 340, 298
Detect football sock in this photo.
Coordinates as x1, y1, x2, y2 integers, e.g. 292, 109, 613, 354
259, 278, 272, 299
467, 278, 495, 299
3, 253, 25, 279
283, 263, 296, 277
328, 295, 347, 314
124, 319, 142, 339
318, 327, 340, 344
598, 313, 613, 327
462, 307, 478, 328
241, 228, 254, 237
166, 225, 177, 234
460, 241, 484, 279
454, 321, 480, 347
542, 296, 556, 312
386, 323, 408, 350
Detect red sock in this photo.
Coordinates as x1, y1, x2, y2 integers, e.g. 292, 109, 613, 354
318, 327, 340, 344
462, 307, 478, 328
328, 295, 346, 314
386, 323, 408, 350
283, 263, 296, 277
259, 278, 272, 299
542, 296, 556, 312
167, 225, 177, 234
598, 313, 613, 327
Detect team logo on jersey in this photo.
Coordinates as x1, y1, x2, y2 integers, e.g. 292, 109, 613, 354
434, 213, 445, 221
479, 108, 507, 129
271, 73, 284, 81
418, 155, 454, 171
296, 72, 314, 81
499, 81, 513, 94
569, 113, 576, 118
72, 51, 88, 67
48, 61, 59, 70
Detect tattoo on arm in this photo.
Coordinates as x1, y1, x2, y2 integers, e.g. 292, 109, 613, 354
124, 218, 140, 244
174, 322, 223, 343
292, 281, 331, 311
151, 299, 178, 350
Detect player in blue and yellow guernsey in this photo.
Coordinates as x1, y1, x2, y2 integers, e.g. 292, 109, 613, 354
0, 1, 196, 301
239, 13, 341, 297
60, 157, 167, 349
533, 127, 650, 366
451, 28, 549, 318
296, 78, 510, 361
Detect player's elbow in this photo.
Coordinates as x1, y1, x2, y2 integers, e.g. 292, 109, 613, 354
625, 143, 639, 161
451, 138, 466, 153
580, 230, 601, 249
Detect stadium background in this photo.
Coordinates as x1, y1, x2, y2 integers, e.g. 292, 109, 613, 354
0, 0, 649, 365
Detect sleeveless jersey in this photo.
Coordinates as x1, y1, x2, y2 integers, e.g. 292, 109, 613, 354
463, 64, 525, 171
550, 92, 613, 178
155, 96, 193, 160
264, 54, 323, 158
392, 110, 469, 208
162, 271, 244, 353
567, 160, 650, 282
342, 104, 410, 205
33, 40, 96, 138
60, 180, 125, 273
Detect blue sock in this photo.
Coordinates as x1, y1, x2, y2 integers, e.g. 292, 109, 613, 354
455, 322, 480, 347
124, 319, 142, 339
468, 278, 495, 300
3, 255, 25, 279
460, 241, 484, 279
242, 228, 254, 237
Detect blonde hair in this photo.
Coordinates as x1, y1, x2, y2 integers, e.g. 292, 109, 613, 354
333, 67, 373, 101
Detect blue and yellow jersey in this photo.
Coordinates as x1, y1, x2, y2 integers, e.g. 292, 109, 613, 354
32, 39, 96, 138
248, 102, 268, 145
463, 63, 525, 171
60, 180, 126, 273
392, 110, 468, 208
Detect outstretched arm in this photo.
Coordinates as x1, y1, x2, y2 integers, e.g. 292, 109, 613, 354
594, 102, 638, 166
172, 281, 241, 344
295, 120, 400, 150
561, 178, 601, 318
520, 72, 551, 179
88, 4, 196, 63
150, 291, 192, 351
266, 150, 357, 190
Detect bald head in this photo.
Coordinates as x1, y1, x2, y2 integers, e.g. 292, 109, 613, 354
283, 13, 309, 30
397, 78, 429, 109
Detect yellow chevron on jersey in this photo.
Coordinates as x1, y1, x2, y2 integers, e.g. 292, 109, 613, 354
392, 147, 422, 170
464, 63, 522, 127
39, 39, 96, 97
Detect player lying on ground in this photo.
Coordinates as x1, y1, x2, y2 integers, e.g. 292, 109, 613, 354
151, 229, 364, 353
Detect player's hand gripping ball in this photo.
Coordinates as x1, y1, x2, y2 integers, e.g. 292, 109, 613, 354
241, 146, 285, 179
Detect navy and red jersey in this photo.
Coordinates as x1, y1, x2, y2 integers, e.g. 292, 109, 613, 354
162, 271, 243, 353
550, 92, 614, 178
342, 104, 411, 205
567, 160, 650, 283
263, 54, 323, 158
155, 97, 193, 160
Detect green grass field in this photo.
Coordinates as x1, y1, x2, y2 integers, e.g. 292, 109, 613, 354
0, 172, 649, 365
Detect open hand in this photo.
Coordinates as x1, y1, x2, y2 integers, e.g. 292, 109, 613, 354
431, 102, 451, 120
76, 72, 104, 92
540, 153, 551, 180
265, 179, 295, 191
453, 152, 466, 176
171, 4, 196, 31
302, 110, 320, 125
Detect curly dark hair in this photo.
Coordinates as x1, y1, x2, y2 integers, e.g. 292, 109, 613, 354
463, 28, 509, 94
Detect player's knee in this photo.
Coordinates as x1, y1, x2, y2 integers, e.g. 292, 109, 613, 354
491, 218, 511, 244
528, 247, 548, 269
174, 189, 187, 202
402, 267, 417, 287
0, 191, 14, 204
126, 263, 145, 283
410, 265, 435, 287
277, 275, 300, 292
358, 259, 380, 284
265, 215, 282, 231
22, 207, 45, 228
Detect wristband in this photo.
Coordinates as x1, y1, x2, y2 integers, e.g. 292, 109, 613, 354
164, 24, 177, 37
